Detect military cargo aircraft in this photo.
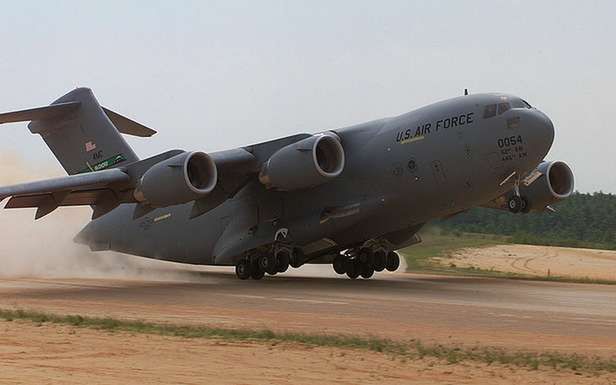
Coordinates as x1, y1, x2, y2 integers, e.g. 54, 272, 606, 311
0, 88, 573, 279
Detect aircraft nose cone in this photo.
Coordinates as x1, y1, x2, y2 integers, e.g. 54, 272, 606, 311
530, 110, 554, 158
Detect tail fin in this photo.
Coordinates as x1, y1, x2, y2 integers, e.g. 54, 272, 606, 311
0, 87, 156, 175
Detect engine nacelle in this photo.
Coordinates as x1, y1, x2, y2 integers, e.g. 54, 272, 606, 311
520, 160, 574, 212
259, 133, 345, 191
134, 151, 217, 207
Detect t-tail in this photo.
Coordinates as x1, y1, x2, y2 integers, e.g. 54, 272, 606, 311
0, 87, 156, 175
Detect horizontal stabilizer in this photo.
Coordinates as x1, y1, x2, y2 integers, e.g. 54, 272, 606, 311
0, 98, 156, 138
102, 107, 157, 137
0, 101, 80, 125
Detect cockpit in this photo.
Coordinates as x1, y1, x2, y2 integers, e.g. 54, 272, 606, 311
483, 97, 532, 119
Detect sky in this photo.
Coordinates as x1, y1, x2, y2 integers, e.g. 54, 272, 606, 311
0, 0, 614, 192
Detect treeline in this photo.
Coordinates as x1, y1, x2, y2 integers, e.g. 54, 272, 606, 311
439, 192, 616, 250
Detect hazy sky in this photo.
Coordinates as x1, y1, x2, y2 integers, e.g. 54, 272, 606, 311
0, 1, 614, 192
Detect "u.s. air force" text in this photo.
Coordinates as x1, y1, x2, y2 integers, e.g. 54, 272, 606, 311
395, 112, 474, 143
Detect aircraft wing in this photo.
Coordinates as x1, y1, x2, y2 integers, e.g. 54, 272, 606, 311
0, 168, 132, 219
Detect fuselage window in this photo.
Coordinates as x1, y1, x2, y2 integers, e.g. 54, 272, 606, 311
497, 102, 511, 115
483, 104, 497, 118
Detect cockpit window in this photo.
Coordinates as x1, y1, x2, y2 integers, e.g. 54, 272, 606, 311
497, 102, 511, 115
510, 99, 532, 109
483, 104, 497, 118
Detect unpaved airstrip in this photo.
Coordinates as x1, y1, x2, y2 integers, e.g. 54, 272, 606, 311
444, 244, 616, 281
0, 259, 616, 384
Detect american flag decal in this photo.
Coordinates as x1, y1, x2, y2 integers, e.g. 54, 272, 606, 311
85, 141, 97, 152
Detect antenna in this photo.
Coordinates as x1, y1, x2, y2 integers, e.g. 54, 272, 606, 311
464, 88, 469, 96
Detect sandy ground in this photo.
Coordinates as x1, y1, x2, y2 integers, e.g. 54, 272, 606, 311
443, 244, 616, 280
1, 320, 614, 385
1, 271, 616, 356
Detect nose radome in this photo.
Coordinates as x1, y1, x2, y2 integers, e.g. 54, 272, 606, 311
527, 110, 554, 157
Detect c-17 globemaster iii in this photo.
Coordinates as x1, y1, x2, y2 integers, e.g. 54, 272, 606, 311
0, 88, 573, 280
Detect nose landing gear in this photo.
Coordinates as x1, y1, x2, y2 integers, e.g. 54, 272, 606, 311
505, 175, 530, 214
507, 195, 529, 213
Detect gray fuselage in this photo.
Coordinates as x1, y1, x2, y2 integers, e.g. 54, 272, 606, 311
79, 93, 554, 266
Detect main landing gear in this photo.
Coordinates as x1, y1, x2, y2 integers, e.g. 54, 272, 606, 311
332, 248, 400, 280
235, 247, 302, 280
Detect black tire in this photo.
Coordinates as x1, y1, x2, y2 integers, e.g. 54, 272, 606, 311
277, 250, 290, 273
250, 258, 264, 280
333, 256, 346, 274
385, 251, 400, 272
360, 264, 374, 279
508, 195, 522, 213
289, 248, 304, 268
358, 248, 373, 265
259, 254, 278, 275
250, 267, 265, 280
346, 260, 360, 279
235, 259, 251, 280
520, 196, 530, 213
373, 250, 386, 272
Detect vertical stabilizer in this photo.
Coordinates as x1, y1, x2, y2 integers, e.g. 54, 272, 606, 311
25, 88, 139, 175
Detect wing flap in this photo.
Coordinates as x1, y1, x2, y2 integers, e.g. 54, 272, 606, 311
0, 169, 130, 219
0, 168, 130, 201
5, 189, 118, 209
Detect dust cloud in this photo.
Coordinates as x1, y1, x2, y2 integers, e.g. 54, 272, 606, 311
0, 153, 210, 281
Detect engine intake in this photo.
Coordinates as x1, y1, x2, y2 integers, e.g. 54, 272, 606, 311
520, 160, 574, 212
134, 151, 217, 207
259, 133, 345, 191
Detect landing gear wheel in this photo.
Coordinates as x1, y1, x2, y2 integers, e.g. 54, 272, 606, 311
289, 248, 304, 268
508, 195, 522, 213
249, 257, 265, 280
360, 264, 374, 279
259, 254, 278, 275
333, 256, 346, 275
373, 250, 386, 272
250, 266, 265, 280
346, 260, 360, 279
277, 250, 290, 273
235, 259, 251, 280
520, 196, 530, 213
358, 248, 373, 265
385, 251, 400, 272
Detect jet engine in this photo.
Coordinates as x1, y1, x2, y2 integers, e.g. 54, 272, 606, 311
259, 133, 345, 191
134, 151, 217, 207
520, 160, 574, 212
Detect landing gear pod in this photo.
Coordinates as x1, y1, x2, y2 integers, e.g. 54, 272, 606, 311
134, 151, 217, 207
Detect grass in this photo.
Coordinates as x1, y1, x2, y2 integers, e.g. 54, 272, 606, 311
1, 308, 615, 374
399, 229, 616, 285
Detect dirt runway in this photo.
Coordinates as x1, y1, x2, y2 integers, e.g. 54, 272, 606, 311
445, 244, 616, 281
1, 269, 615, 356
